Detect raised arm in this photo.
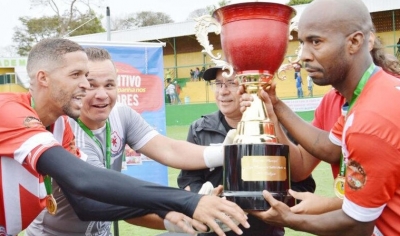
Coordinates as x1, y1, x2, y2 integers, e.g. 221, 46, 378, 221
262, 83, 341, 163
37, 146, 249, 235
239, 84, 341, 181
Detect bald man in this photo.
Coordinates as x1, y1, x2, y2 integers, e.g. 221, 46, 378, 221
249, 0, 400, 235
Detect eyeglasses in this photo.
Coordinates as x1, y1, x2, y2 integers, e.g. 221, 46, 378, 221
210, 80, 239, 91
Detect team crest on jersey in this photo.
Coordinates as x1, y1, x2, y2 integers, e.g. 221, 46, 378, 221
111, 131, 122, 154
23, 116, 44, 128
346, 160, 366, 190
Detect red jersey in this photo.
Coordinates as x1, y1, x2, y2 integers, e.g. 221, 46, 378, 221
330, 69, 400, 235
312, 89, 344, 178
0, 93, 78, 235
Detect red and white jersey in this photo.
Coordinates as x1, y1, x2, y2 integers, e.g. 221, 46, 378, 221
312, 89, 345, 178
0, 93, 78, 235
330, 69, 400, 235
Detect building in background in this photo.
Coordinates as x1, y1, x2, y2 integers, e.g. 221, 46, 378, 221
3, 1, 400, 100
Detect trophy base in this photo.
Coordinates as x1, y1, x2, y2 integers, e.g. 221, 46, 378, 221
224, 143, 291, 210
224, 191, 293, 210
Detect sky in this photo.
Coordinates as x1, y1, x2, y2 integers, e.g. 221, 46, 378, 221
0, 0, 287, 50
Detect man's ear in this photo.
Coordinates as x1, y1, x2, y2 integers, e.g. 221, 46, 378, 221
36, 70, 49, 87
348, 31, 365, 55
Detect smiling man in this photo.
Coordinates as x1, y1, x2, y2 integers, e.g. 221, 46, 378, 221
178, 66, 316, 235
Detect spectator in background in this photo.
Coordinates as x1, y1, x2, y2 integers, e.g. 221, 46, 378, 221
293, 62, 303, 98
166, 80, 176, 104
293, 62, 302, 79
307, 75, 313, 97
165, 69, 173, 82
295, 73, 303, 98
174, 81, 182, 104
190, 69, 195, 81
198, 67, 206, 80
194, 67, 200, 81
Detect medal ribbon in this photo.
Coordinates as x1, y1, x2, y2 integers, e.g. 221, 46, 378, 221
338, 63, 376, 177
30, 97, 54, 197
77, 119, 111, 169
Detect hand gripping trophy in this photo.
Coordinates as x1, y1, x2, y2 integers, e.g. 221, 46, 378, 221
195, 2, 297, 210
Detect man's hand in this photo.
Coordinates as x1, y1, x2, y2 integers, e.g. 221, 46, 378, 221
239, 82, 281, 114
193, 196, 249, 236
164, 211, 207, 234
239, 84, 280, 127
199, 182, 223, 197
249, 190, 375, 235
247, 190, 292, 227
261, 82, 280, 106
290, 189, 343, 215
211, 185, 223, 197
239, 92, 253, 114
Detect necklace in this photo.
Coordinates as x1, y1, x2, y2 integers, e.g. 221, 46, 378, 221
77, 119, 111, 169
333, 63, 376, 199
30, 96, 57, 214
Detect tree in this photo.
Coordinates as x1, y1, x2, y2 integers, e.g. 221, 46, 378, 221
13, 10, 104, 56
13, 16, 60, 56
111, 11, 174, 31
67, 10, 105, 36
111, 11, 173, 31
29, 0, 103, 35
111, 14, 136, 31
187, 9, 209, 21
12, 0, 105, 56
135, 11, 174, 27
186, 0, 231, 20
206, 0, 231, 15
0, 46, 18, 57
287, 0, 313, 6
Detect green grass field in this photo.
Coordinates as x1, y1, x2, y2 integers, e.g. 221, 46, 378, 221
112, 121, 336, 236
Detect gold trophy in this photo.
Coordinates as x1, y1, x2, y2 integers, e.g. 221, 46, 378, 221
195, 2, 296, 210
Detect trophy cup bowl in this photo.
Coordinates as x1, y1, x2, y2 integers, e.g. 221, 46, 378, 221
195, 2, 295, 210
213, 2, 294, 76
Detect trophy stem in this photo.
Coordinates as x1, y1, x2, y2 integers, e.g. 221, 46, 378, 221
234, 93, 277, 144
241, 93, 269, 122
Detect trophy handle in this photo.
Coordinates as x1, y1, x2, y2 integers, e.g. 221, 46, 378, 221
277, 19, 301, 80
277, 44, 303, 80
194, 15, 234, 78
288, 19, 298, 41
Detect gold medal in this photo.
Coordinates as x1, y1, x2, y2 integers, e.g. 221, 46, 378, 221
46, 194, 57, 215
333, 176, 345, 199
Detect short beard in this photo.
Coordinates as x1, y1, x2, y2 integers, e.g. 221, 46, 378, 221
63, 102, 80, 120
